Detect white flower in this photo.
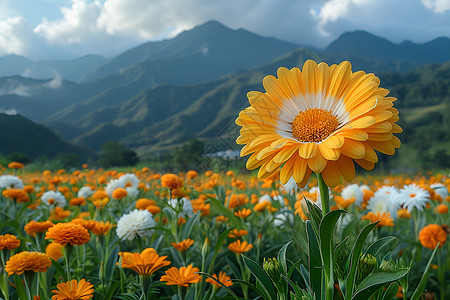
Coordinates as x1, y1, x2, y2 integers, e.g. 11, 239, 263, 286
116, 209, 155, 240
118, 173, 139, 189
258, 194, 272, 203
126, 187, 139, 198
0, 175, 23, 189
273, 208, 294, 227
105, 178, 123, 196
360, 185, 371, 192
430, 183, 449, 201
280, 177, 298, 195
77, 186, 94, 199
367, 186, 400, 217
168, 197, 194, 218
397, 184, 430, 212
41, 190, 66, 207
341, 184, 364, 206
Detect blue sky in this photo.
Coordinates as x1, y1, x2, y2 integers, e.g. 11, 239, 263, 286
1, 0, 450, 60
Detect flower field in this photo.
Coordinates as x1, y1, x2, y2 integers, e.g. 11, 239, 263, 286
1, 60, 449, 300
0, 162, 448, 299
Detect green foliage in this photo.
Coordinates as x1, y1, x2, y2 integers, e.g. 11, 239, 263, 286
98, 141, 139, 168
174, 139, 204, 170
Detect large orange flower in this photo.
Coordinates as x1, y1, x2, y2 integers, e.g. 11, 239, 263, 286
160, 265, 201, 287
45, 222, 91, 246
51, 279, 94, 300
5, 251, 51, 275
419, 224, 447, 249
236, 60, 401, 187
119, 248, 171, 276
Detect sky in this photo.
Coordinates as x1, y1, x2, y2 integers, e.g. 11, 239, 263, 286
1, 0, 450, 60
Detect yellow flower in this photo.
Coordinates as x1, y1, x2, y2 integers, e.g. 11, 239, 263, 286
160, 265, 201, 287
236, 60, 401, 187
51, 279, 94, 300
234, 208, 252, 219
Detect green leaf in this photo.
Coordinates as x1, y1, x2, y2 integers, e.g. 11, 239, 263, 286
305, 198, 322, 238
365, 236, 396, 257
344, 221, 379, 300
352, 269, 409, 300
242, 255, 277, 300
14, 274, 28, 300
410, 244, 439, 300
232, 279, 269, 300
382, 283, 400, 300
181, 212, 200, 240
278, 240, 292, 274
319, 209, 347, 299
207, 196, 241, 227
306, 221, 321, 299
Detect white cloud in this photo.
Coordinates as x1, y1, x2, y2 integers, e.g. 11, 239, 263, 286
0, 17, 34, 56
422, 0, 450, 13
0, 0, 449, 60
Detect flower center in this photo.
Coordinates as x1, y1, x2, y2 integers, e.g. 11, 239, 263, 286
291, 108, 339, 142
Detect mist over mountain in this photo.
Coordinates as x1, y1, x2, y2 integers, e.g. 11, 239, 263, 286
0, 20, 449, 168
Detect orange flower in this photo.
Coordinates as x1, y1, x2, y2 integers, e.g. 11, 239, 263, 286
0, 234, 21, 250
112, 188, 128, 200
161, 173, 184, 190
215, 216, 227, 223
2, 188, 30, 202
45, 222, 91, 246
25, 220, 55, 237
51, 279, 94, 300
236, 60, 401, 187
91, 221, 114, 236
119, 248, 171, 276
172, 239, 194, 252
69, 197, 86, 206
234, 208, 252, 219
435, 204, 448, 214
5, 251, 51, 275
135, 198, 156, 209
46, 242, 64, 261
228, 229, 248, 238
206, 271, 233, 289
50, 207, 71, 221
228, 240, 253, 254
361, 212, 394, 227
92, 198, 109, 209
419, 224, 447, 249
186, 170, 198, 180
253, 200, 271, 212
160, 265, 201, 287
8, 161, 24, 169
334, 195, 355, 209
91, 190, 108, 200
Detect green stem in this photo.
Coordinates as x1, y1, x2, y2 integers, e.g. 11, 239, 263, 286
316, 173, 330, 217
63, 244, 73, 281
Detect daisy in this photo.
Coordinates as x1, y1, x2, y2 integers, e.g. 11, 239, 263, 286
397, 184, 430, 212
236, 60, 401, 187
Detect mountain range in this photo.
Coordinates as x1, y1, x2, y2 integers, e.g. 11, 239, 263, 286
0, 20, 449, 166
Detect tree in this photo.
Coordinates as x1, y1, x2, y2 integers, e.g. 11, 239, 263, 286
174, 139, 204, 170
99, 141, 139, 168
